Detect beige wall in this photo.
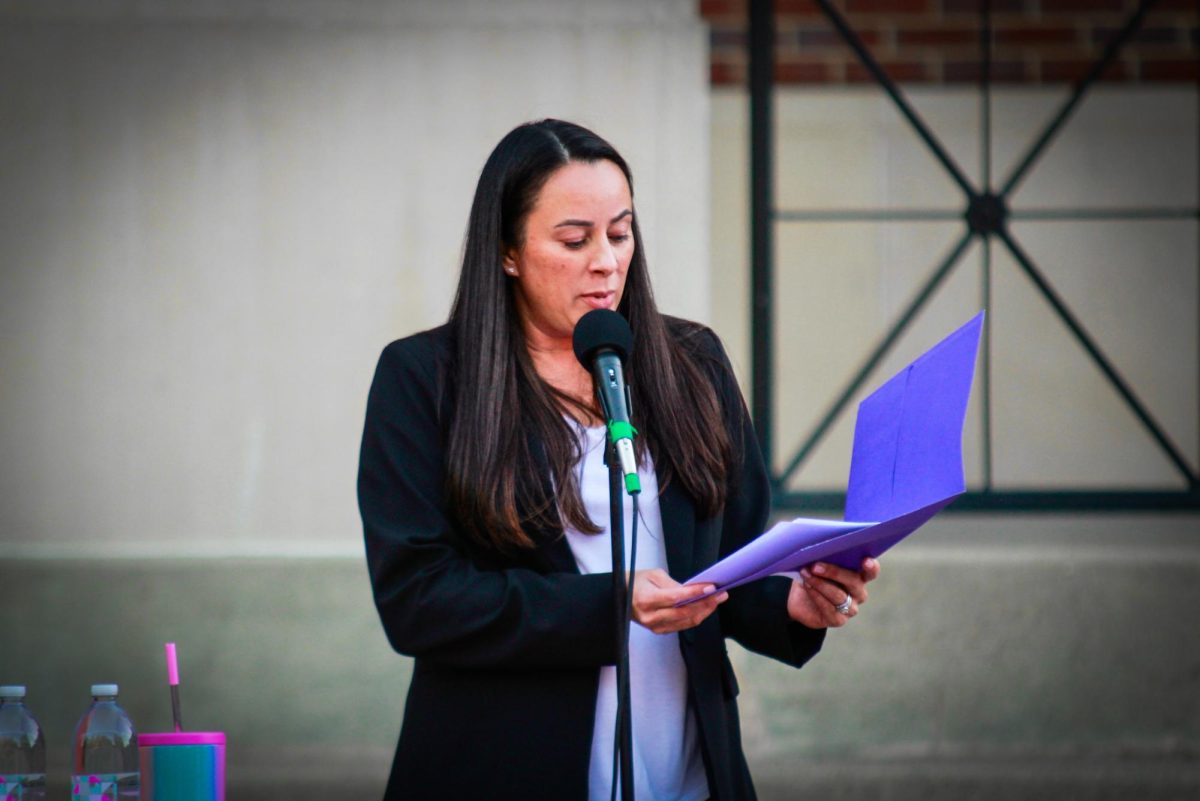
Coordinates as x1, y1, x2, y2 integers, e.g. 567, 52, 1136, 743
711, 86, 1198, 494
0, 0, 709, 557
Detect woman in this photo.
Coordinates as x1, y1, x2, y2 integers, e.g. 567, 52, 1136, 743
357, 119, 879, 801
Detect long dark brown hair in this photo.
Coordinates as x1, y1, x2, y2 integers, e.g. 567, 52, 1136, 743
446, 119, 735, 551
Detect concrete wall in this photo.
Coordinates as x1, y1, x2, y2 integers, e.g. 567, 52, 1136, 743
0, 0, 709, 559
5, 514, 1198, 798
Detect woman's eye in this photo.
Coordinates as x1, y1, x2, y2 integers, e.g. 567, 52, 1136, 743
564, 239, 587, 250
609, 233, 631, 244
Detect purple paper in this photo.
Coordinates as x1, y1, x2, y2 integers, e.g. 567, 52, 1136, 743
686, 518, 874, 594
680, 312, 984, 602
845, 311, 982, 522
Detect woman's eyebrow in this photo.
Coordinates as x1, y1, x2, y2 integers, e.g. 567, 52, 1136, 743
554, 209, 633, 229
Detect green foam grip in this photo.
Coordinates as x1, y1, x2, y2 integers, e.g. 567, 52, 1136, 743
607, 420, 638, 443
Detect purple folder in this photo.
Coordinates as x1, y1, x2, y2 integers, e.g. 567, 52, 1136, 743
682, 311, 984, 599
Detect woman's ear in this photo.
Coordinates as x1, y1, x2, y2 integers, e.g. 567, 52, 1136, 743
502, 252, 518, 276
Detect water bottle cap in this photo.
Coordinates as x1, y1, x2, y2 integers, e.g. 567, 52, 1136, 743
0, 685, 27, 699
91, 683, 119, 697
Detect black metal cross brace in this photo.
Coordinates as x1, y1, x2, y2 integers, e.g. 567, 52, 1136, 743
748, 0, 1200, 512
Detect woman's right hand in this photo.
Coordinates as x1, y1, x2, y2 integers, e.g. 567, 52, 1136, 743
631, 569, 728, 634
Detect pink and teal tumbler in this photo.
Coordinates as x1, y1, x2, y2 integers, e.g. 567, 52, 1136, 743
137, 732, 224, 801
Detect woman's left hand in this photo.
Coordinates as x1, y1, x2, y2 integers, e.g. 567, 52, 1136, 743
786, 557, 880, 629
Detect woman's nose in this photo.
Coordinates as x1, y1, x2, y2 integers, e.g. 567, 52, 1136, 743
591, 240, 618, 273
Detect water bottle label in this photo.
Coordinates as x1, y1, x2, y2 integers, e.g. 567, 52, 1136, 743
1, 777, 45, 801
1, 774, 46, 799
70, 773, 137, 801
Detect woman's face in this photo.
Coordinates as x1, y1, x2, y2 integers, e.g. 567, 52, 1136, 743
505, 159, 635, 347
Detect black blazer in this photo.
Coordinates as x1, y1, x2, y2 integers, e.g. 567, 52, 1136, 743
357, 319, 825, 801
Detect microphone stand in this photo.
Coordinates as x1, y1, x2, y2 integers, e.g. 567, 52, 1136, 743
605, 440, 635, 801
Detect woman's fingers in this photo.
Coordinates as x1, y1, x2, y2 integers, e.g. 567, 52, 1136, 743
638, 569, 709, 605
799, 575, 855, 622
647, 593, 727, 634
631, 569, 728, 634
787, 558, 881, 628
860, 556, 881, 583
802, 562, 868, 604
799, 562, 869, 624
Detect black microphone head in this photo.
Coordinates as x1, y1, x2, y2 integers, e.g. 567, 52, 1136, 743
572, 309, 634, 367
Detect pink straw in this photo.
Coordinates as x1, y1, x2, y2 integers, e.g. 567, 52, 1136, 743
165, 642, 182, 732
165, 643, 179, 685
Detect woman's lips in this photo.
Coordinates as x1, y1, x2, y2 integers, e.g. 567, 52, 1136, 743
582, 291, 615, 309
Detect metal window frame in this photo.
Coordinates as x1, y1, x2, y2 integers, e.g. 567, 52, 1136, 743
748, 0, 1200, 513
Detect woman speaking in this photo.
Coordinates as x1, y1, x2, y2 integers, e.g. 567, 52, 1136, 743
357, 119, 879, 801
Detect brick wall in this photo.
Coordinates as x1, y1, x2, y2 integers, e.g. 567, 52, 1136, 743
703, 0, 1199, 85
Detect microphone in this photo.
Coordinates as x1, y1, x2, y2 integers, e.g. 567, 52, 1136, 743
572, 309, 640, 495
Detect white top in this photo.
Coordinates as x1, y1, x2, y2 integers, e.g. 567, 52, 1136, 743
563, 421, 709, 801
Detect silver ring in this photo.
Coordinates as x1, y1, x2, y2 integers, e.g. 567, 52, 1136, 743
835, 593, 853, 615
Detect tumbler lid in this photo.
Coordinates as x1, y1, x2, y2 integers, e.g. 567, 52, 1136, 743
0, 685, 26, 699
91, 683, 119, 697
139, 732, 226, 746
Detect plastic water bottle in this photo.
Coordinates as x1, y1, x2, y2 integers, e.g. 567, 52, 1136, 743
0, 685, 46, 800
72, 685, 139, 801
